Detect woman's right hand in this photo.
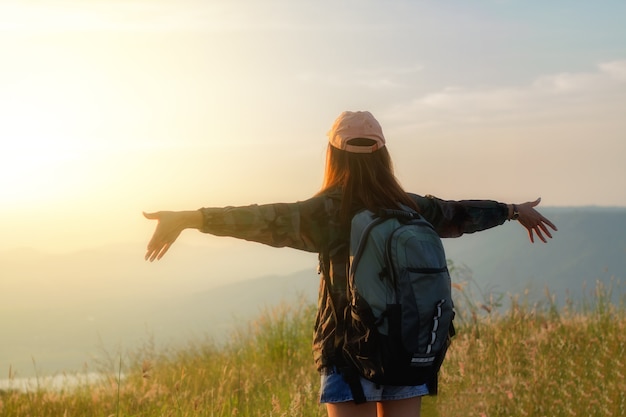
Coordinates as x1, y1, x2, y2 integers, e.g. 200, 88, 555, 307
143, 210, 202, 261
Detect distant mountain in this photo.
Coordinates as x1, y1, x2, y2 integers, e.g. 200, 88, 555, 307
156, 207, 626, 331
442, 207, 626, 304
1, 207, 624, 378
142, 270, 318, 343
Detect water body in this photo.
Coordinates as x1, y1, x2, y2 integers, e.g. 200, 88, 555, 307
0, 372, 117, 393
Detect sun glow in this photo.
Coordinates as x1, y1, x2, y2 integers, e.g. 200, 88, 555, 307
1, 136, 87, 205
0, 61, 99, 207
0, 1, 624, 255
0, 23, 157, 209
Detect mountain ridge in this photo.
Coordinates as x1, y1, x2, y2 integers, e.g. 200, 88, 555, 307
2, 207, 624, 377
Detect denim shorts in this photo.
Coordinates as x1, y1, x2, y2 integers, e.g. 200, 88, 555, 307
319, 367, 429, 403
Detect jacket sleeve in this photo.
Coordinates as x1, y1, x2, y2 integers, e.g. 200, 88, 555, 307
411, 194, 509, 238
198, 196, 328, 253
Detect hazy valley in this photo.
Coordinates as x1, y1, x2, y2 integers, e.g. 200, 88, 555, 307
2, 206, 624, 378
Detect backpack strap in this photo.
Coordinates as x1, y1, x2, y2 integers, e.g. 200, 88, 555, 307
377, 207, 419, 220
318, 200, 371, 404
319, 259, 368, 404
339, 366, 367, 404
349, 213, 386, 282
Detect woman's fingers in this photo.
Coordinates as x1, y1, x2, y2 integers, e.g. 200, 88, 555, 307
532, 227, 546, 243
144, 211, 168, 261
145, 242, 169, 262
143, 211, 161, 220
544, 216, 558, 232
146, 242, 170, 262
145, 232, 171, 261
527, 197, 541, 209
538, 221, 554, 238
517, 198, 558, 243
143, 211, 185, 261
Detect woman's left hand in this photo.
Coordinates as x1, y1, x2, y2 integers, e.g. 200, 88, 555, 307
513, 198, 558, 243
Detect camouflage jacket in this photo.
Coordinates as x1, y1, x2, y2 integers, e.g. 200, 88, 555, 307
199, 192, 508, 372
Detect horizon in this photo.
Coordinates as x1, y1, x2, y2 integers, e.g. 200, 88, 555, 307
2, 204, 625, 378
1, 1, 625, 255
0, 204, 624, 256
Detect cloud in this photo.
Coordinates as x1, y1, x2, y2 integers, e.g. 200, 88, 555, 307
598, 61, 626, 82
295, 64, 424, 90
385, 60, 626, 130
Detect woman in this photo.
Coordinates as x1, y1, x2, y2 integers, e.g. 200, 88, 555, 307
144, 111, 557, 417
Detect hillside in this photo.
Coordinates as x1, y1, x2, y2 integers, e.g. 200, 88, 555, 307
442, 207, 626, 303
1, 207, 624, 377
2, 295, 624, 417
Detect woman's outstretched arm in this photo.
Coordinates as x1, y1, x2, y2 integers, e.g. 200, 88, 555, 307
413, 194, 557, 243
143, 197, 328, 261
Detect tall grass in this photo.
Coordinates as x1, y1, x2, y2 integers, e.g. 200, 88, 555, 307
434, 280, 626, 416
1, 286, 624, 417
0, 299, 324, 417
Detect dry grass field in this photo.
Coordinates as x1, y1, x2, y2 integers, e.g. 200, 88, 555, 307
1, 283, 624, 417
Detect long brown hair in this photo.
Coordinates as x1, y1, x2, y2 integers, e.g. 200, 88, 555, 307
317, 140, 419, 223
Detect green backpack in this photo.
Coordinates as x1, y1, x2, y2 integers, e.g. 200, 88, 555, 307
339, 207, 455, 403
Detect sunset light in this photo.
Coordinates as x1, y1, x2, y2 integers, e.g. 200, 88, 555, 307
1, 1, 625, 251
1, 1, 625, 405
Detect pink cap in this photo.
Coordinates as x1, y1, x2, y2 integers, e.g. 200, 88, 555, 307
327, 111, 386, 153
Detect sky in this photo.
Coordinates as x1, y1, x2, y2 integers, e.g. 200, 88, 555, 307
1, 0, 625, 254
